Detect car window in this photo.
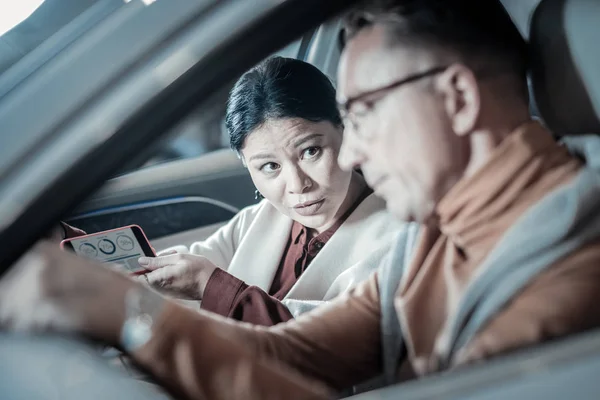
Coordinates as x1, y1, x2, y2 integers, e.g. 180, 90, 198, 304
0, 0, 202, 180
0, 0, 307, 177
138, 39, 305, 170
0, 0, 123, 77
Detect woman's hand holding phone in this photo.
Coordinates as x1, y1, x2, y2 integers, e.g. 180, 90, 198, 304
60, 225, 155, 276
137, 254, 219, 300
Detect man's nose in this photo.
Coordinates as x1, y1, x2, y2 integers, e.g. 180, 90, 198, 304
338, 132, 366, 171
286, 165, 312, 194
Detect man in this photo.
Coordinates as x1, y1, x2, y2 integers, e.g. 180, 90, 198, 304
2, 0, 600, 399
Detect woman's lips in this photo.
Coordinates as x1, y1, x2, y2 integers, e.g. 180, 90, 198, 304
293, 199, 325, 216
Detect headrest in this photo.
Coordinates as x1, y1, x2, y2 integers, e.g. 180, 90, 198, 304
529, 0, 600, 135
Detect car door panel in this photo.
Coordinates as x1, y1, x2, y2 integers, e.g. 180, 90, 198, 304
353, 329, 600, 400
66, 149, 256, 239
67, 196, 236, 240
150, 222, 226, 252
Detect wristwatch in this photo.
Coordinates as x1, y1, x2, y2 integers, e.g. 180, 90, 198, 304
120, 286, 165, 352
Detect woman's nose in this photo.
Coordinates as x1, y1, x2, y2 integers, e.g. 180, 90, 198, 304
286, 166, 312, 194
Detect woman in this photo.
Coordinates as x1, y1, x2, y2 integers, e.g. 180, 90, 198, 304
136, 56, 399, 325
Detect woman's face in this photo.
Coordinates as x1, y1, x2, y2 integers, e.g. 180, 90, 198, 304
241, 118, 354, 233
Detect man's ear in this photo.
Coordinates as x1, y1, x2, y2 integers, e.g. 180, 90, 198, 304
436, 63, 480, 136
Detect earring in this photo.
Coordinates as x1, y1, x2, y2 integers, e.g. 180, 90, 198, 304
254, 190, 264, 200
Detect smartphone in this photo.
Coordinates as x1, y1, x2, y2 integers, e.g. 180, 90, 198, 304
60, 224, 155, 275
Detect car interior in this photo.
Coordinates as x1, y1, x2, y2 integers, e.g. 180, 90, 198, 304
60, 12, 345, 252
0, 0, 599, 398
63, 0, 543, 254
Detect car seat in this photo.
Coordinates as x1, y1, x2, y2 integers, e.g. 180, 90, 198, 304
529, 0, 600, 135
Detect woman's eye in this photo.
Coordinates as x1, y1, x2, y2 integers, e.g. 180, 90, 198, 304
302, 146, 321, 160
260, 162, 280, 173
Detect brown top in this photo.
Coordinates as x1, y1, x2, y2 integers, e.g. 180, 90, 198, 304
200, 187, 372, 326
132, 121, 600, 400
397, 121, 583, 374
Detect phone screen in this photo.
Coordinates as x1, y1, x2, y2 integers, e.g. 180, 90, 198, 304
65, 226, 153, 274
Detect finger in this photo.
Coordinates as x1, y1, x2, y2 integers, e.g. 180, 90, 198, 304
157, 249, 178, 257
144, 268, 195, 300
133, 274, 149, 285
138, 254, 180, 270
144, 268, 178, 291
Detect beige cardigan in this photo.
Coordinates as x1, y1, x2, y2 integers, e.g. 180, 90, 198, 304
165, 193, 401, 316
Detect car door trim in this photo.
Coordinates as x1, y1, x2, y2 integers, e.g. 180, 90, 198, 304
68, 196, 239, 220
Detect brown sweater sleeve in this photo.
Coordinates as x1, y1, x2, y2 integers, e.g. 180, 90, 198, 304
201, 269, 294, 326
132, 272, 383, 400
454, 241, 600, 366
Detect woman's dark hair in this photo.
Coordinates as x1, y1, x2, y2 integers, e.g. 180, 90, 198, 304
225, 56, 342, 153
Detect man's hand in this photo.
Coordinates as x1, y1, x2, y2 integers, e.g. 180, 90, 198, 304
0, 242, 146, 345
137, 254, 219, 300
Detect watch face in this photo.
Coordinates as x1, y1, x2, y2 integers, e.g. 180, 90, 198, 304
120, 317, 153, 352
120, 287, 165, 352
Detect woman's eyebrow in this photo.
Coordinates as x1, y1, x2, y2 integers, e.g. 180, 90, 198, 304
292, 133, 324, 149
248, 153, 276, 163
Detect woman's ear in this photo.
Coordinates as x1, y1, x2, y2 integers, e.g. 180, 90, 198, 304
436, 63, 480, 137
237, 151, 248, 168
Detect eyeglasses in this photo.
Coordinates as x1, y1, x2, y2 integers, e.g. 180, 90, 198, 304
338, 66, 448, 139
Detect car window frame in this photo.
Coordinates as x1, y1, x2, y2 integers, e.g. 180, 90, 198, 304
0, 0, 360, 274
136, 32, 316, 171
0, 0, 124, 99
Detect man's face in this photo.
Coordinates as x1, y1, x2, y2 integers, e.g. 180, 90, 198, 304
337, 25, 472, 223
